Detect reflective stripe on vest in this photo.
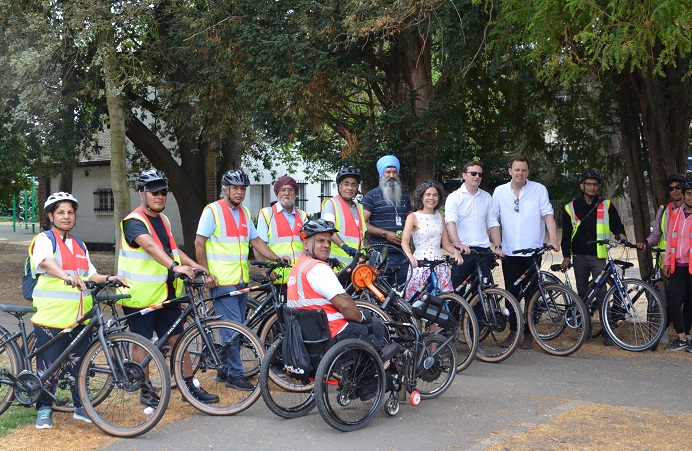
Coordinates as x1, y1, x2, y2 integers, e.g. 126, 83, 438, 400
258, 204, 306, 282
32, 234, 93, 328
117, 208, 182, 307
205, 201, 250, 286
658, 203, 676, 251
286, 254, 346, 338
564, 199, 611, 259
322, 196, 366, 264
666, 208, 692, 275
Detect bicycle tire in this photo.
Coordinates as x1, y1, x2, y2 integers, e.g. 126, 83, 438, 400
78, 331, 170, 438
259, 337, 316, 418
440, 293, 478, 372
173, 320, 264, 415
314, 338, 385, 432
601, 279, 666, 351
469, 288, 523, 363
0, 326, 20, 415
540, 271, 562, 285
527, 284, 588, 356
413, 334, 456, 399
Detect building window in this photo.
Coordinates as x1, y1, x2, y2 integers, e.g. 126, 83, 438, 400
319, 179, 333, 205
94, 189, 114, 214
296, 182, 307, 211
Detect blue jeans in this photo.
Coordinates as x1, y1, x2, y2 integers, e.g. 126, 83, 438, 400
384, 252, 411, 289
211, 283, 248, 377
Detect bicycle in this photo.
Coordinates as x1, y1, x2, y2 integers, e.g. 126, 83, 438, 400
512, 245, 589, 356
109, 270, 266, 415
572, 240, 666, 351
456, 248, 524, 363
0, 280, 170, 437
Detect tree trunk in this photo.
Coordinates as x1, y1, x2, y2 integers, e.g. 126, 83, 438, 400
98, 27, 129, 269
616, 80, 652, 277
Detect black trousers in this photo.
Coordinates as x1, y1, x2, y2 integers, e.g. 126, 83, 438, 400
502, 256, 540, 332
667, 266, 692, 334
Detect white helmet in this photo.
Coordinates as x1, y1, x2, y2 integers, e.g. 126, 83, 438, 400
44, 192, 79, 213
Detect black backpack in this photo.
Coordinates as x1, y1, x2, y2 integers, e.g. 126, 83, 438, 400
22, 230, 87, 301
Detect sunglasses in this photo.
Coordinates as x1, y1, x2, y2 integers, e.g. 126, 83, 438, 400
514, 198, 519, 213
149, 189, 168, 197
465, 171, 483, 177
669, 185, 683, 192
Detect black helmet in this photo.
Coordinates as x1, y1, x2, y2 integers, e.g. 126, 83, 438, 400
136, 168, 168, 191
666, 173, 687, 185
580, 170, 603, 183
299, 219, 338, 239
336, 166, 361, 184
221, 169, 250, 187
44, 192, 78, 213
683, 179, 692, 192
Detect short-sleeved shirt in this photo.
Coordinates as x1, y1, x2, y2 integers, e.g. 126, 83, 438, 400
257, 204, 298, 242
492, 180, 554, 256
124, 213, 176, 297
362, 187, 411, 255
32, 232, 97, 277
196, 204, 259, 240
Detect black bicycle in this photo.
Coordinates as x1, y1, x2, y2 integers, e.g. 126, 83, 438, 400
0, 280, 170, 437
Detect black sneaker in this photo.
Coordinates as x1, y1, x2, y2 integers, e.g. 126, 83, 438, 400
187, 383, 220, 404
140, 382, 160, 408
665, 339, 689, 351
224, 375, 255, 391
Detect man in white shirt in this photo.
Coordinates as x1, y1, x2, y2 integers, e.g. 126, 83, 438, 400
492, 156, 560, 349
445, 160, 503, 288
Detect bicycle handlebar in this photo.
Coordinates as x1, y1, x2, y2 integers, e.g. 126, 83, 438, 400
512, 244, 554, 256
250, 260, 292, 269
416, 256, 457, 267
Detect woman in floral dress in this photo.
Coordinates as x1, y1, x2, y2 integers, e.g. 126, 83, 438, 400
401, 180, 463, 300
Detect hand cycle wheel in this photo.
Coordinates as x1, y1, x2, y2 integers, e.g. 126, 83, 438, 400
259, 337, 316, 418
469, 288, 523, 363
0, 326, 21, 415
410, 333, 457, 399
526, 284, 588, 356
314, 338, 385, 432
439, 293, 478, 372
173, 320, 264, 415
601, 279, 666, 351
78, 331, 170, 438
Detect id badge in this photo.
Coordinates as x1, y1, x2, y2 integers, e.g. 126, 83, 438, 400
395, 215, 402, 227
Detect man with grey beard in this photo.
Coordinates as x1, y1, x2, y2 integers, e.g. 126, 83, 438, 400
362, 155, 412, 287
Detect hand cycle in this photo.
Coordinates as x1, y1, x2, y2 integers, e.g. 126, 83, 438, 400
455, 248, 524, 363
404, 256, 479, 372
0, 280, 170, 437
512, 245, 589, 356
575, 239, 666, 351
108, 269, 265, 415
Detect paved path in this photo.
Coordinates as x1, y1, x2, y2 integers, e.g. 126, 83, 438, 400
101, 347, 692, 451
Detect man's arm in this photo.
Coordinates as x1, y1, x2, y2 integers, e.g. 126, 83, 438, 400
134, 233, 195, 279
250, 236, 289, 263
608, 202, 628, 240
363, 209, 402, 245
329, 293, 363, 323
544, 214, 561, 252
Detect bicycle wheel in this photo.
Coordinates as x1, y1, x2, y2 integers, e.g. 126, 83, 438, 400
173, 320, 264, 415
0, 326, 20, 415
527, 284, 588, 356
540, 271, 562, 285
601, 279, 666, 351
259, 337, 315, 418
78, 331, 170, 438
413, 334, 456, 399
440, 293, 478, 372
469, 288, 523, 363
314, 338, 385, 432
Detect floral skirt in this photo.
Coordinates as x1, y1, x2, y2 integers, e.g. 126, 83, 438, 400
404, 264, 453, 301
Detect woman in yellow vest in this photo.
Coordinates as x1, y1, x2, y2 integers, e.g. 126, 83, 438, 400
31, 192, 127, 429
321, 166, 367, 265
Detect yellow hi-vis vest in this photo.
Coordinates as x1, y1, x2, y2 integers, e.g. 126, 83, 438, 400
204, 200, 251, 286
564, 199, 611, 259
117, 208, 182, 308
321, 195, 366, 265
257, 204, 306, 282
31, 232, 93, 328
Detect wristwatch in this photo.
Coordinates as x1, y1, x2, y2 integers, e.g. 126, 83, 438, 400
381, 231, 387, 238
169, 261, 179, 271
494, 245, 502, 250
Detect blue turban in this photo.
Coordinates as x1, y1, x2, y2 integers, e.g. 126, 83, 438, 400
376, 155, 401, 178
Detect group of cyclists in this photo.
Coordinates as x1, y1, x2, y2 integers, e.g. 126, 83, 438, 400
23, 153, 688, 432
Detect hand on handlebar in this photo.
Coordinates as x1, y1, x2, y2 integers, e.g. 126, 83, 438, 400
341, 244, 358, 257
172, 264, 196, 280
560, 257, 571, 271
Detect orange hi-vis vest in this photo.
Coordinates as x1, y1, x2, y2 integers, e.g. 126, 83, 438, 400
257, 203, 306, 281
286, 254, 347, 338
666, 207, 692, 275
32, 234, 92, 328
322, 195, 366, 265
